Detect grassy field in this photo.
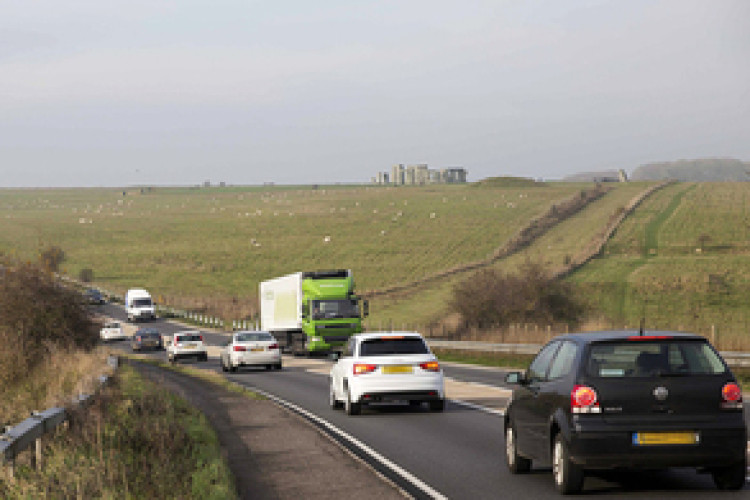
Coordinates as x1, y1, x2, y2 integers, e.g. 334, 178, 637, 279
570, 182, 750, 349
0, 182, 590, 319
3, 181, 750, 349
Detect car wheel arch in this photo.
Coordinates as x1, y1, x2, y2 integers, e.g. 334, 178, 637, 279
548, 409, 572, 461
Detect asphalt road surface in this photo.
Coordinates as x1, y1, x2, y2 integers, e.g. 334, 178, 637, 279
97, 304, 749, 498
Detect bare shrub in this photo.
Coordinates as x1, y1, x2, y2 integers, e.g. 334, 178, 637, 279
0, 258, 97, 388
449, 260, 586, 331
39, 245, 66, 272
79, 267, 94, 282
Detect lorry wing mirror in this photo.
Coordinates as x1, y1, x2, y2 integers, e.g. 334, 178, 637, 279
362, 299, 369, 318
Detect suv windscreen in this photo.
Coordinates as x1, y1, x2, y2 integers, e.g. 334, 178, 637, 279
360, 337, 429, 356
133, 298, 152, 307
587, 340, 727, 378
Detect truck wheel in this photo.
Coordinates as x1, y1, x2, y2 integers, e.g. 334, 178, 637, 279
344, 385, 360, 416
429, 399, 445, 412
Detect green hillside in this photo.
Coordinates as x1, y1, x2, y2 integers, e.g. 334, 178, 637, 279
569, 182, 750, 349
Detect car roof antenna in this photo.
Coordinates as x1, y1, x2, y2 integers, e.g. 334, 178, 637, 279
639, 317, 645, 336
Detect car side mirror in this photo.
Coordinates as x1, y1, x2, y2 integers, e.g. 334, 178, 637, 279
329, 352, 341, 362
505, 371, 524, 385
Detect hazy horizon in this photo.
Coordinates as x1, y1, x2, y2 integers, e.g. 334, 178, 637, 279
2, 1, 748, 188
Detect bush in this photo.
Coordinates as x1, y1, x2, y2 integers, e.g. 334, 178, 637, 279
449, 261, 586, 329
39, 245, 65, 272
79, 267, 94, 282
0, 258, 97, 387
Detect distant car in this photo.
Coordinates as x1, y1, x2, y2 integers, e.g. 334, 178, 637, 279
329, 331, 445, 415
220, 331, 281, 372
165, 331, 208, 363
100, 321, 127, 342
503, 331, 747, 494
85, 288, 106, 305
131, 328, 163, 351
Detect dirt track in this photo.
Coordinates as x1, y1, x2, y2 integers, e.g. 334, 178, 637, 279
130, 360, 406, 500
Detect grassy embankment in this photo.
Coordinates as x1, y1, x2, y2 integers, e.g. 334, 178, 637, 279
570, 182, 750, 349
3, 363, 235, 499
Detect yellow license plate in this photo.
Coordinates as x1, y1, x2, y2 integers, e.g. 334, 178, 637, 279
633, 432, 699, 446
185, 345, 196, 349
382, 365, 413, 374
251, 347, 264, 352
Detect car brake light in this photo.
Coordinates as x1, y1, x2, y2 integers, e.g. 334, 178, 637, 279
419, 361, 440, 372
571, 385, 601, 414
721, 383, 743, 409
268, 343, 279, 350
627, 336, 673, 340
353, 363, 377, 375
233, 345, 246, 352
199, 335, 204, 341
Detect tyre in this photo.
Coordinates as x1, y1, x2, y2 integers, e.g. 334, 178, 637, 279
429, 399, 445, 412
275, 362, 282, 370
221, 357, 228, 372
505, 422, 531, 474
265, 364, 272, 371
344, 385, 361, 416
552, 433, 584, 495
229, 363, 238, 373
329, 381, 343, 410
711, 458, 747, 490
200, 353, 208, 362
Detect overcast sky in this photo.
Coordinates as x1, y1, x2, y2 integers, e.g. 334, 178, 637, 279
1, 1, 748, 187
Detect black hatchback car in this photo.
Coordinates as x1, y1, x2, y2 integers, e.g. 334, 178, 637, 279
504, 331, 747, 494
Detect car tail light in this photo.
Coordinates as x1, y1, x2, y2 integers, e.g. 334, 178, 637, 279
627, 336, 673, 340
571, 385, 601, 414
721, 382, 743, 409
233, 345, 246, 352
419, 361, 440, 372
353, 363, 377, 375
268, 343, 279, 350
199, 335, 204, 341
135, 336, 141, 341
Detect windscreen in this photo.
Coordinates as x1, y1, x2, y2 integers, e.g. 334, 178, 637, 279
311, 299, 359, 319
360, 337, 429, 356
587, 340, 727, 378
133, 298, 152, 307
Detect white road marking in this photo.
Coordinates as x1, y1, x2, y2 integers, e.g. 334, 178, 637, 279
247, 385, 449, 500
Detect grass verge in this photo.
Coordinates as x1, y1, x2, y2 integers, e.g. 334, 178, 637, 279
433, 347, 534, 371
1, 364, 237, 500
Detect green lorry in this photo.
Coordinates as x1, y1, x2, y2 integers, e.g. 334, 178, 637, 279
259, 270, 368, 354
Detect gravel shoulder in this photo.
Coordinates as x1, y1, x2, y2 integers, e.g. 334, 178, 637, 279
130, 360, 407, 500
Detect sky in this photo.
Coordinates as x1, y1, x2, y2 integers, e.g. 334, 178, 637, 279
1, 0, 748, 187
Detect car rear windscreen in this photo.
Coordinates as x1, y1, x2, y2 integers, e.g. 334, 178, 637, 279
587, 340, 727, 378
236, 333, 274, 342
176, 334, 201, 342
360, 337, 429, 356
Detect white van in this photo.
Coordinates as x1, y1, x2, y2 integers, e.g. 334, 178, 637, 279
125, 288, 156, 322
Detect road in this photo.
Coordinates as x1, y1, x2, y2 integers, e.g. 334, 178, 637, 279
98, 304, 749, 498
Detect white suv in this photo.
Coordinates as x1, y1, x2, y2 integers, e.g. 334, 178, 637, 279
329, 331, 445, 415
166, 331, 208, 363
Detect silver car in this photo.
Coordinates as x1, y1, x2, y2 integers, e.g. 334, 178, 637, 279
220, 331, 282, 372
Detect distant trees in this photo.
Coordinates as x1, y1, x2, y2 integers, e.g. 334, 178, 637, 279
39, 245, 65, 272
449, 261, 586, 330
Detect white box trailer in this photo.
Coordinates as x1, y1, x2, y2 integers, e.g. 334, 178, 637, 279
260, 273, 303, 332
